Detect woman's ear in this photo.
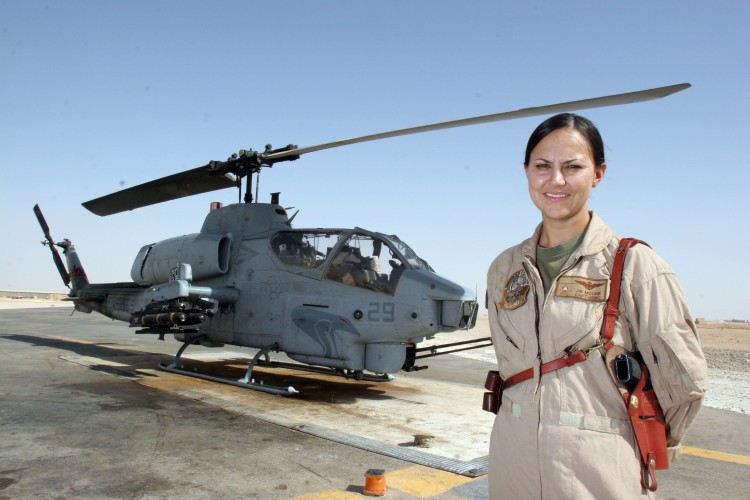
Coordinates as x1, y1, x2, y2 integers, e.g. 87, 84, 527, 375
593, 163, 607, 187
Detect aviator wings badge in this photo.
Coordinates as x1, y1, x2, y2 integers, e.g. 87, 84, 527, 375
555, 276, 609, 302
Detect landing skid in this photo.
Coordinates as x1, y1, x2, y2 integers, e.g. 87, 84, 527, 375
157, 340, 299, 396
256, 359, 395, 383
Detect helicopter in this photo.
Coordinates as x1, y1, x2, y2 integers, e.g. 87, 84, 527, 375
35, 83, 690, 395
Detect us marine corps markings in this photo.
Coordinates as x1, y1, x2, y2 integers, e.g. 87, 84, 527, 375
499, 268, 530, 310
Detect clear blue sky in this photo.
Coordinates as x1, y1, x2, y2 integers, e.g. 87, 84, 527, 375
2, 1, 748, 320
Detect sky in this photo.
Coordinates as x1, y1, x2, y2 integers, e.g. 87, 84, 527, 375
1, 1, 748, 321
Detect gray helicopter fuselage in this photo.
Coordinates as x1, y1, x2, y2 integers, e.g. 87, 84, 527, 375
72, 203, 477, 374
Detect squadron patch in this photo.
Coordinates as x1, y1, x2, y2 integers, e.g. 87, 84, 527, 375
499, 268, 530, 310
555, 276, 609, 302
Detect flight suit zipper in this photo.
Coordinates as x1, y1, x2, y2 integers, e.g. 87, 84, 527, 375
523, 259, 544, 495
528, 254, 582, 496
524, 253, 582, 391
522, 260, 542, 386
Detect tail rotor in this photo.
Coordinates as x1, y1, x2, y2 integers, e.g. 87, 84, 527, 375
33, 204, 71, 288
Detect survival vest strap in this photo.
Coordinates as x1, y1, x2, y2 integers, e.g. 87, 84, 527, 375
482, 238, 667, 491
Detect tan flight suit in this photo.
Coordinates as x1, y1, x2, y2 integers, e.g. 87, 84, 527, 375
486, 212, 707, 499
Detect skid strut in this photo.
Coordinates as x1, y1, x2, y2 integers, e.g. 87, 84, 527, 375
157, 339, 298, 396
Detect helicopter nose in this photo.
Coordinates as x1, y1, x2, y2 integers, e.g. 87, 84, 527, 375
400, 269, 477, 331
440, 298, 478, 329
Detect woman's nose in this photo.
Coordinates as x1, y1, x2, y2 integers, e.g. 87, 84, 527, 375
549, 166, 565, 185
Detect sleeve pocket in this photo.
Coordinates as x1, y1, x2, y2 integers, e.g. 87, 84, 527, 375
648, 328, 707, 409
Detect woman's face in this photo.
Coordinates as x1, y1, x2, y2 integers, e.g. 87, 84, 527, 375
525, 128, 605, 226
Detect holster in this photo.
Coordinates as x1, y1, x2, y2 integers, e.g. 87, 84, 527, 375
482, 370, 503, 414
624, 362, 668, 491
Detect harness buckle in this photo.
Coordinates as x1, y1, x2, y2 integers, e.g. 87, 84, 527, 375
580, 341, 605, 358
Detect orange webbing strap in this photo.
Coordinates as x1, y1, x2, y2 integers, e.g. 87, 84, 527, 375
600, 238, 648, 349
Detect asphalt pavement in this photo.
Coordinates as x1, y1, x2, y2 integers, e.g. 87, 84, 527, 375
1, 306, 748, 499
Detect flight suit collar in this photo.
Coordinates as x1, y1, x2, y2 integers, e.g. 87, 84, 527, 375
520, 211, 614, 264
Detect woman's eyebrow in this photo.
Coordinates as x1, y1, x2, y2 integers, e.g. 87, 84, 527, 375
531, 156, 586, 163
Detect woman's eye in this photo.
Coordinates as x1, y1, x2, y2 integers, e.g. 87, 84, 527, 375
566, 164, 582, 169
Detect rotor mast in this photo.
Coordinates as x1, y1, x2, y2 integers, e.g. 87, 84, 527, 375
215, 144, 299, 204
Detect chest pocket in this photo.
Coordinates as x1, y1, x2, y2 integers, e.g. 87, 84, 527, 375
490, 287, 533, 372
547, 296, 607, 356
545, 256, 612, 356
494, 303, 527, 352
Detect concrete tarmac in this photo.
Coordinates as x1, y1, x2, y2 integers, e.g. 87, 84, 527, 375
1, 306, 748, 499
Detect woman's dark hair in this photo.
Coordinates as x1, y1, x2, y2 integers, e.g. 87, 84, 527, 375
523, 113, 605, 168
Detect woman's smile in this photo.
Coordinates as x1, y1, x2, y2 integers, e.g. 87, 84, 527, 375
524, 128, 605, 244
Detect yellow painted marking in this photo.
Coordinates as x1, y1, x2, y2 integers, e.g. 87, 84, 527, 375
385, 464, 473, 497
683, 446, 750, 465
136, 373, 217, 391
292, 491, 361, 499
54, 336, 94, 345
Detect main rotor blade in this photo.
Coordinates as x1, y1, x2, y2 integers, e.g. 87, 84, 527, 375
263, 83, 690, 162
83, 83, 689, 216
83, 164, 237, 216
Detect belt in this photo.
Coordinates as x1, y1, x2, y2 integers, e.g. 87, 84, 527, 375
482, 342, 603, 413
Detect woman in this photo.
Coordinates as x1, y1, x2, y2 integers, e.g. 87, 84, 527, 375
486, 113, 707, 498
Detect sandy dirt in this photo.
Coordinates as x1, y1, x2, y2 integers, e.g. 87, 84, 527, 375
0, 298, 74, 309
695, 322, 750, 350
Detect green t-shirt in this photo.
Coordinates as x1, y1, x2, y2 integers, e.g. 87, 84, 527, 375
536, 228, 587, 294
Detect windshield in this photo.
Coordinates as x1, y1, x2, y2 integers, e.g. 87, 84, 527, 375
270, 229, 433, 293
270, 231, 345, 269
382, 234, 433, 271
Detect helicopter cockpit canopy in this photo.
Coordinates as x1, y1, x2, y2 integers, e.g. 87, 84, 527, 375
270, 229, 430, 295
380, 234, 432, 272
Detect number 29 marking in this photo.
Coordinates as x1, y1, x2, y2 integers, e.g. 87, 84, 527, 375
367, 302, 394, 322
